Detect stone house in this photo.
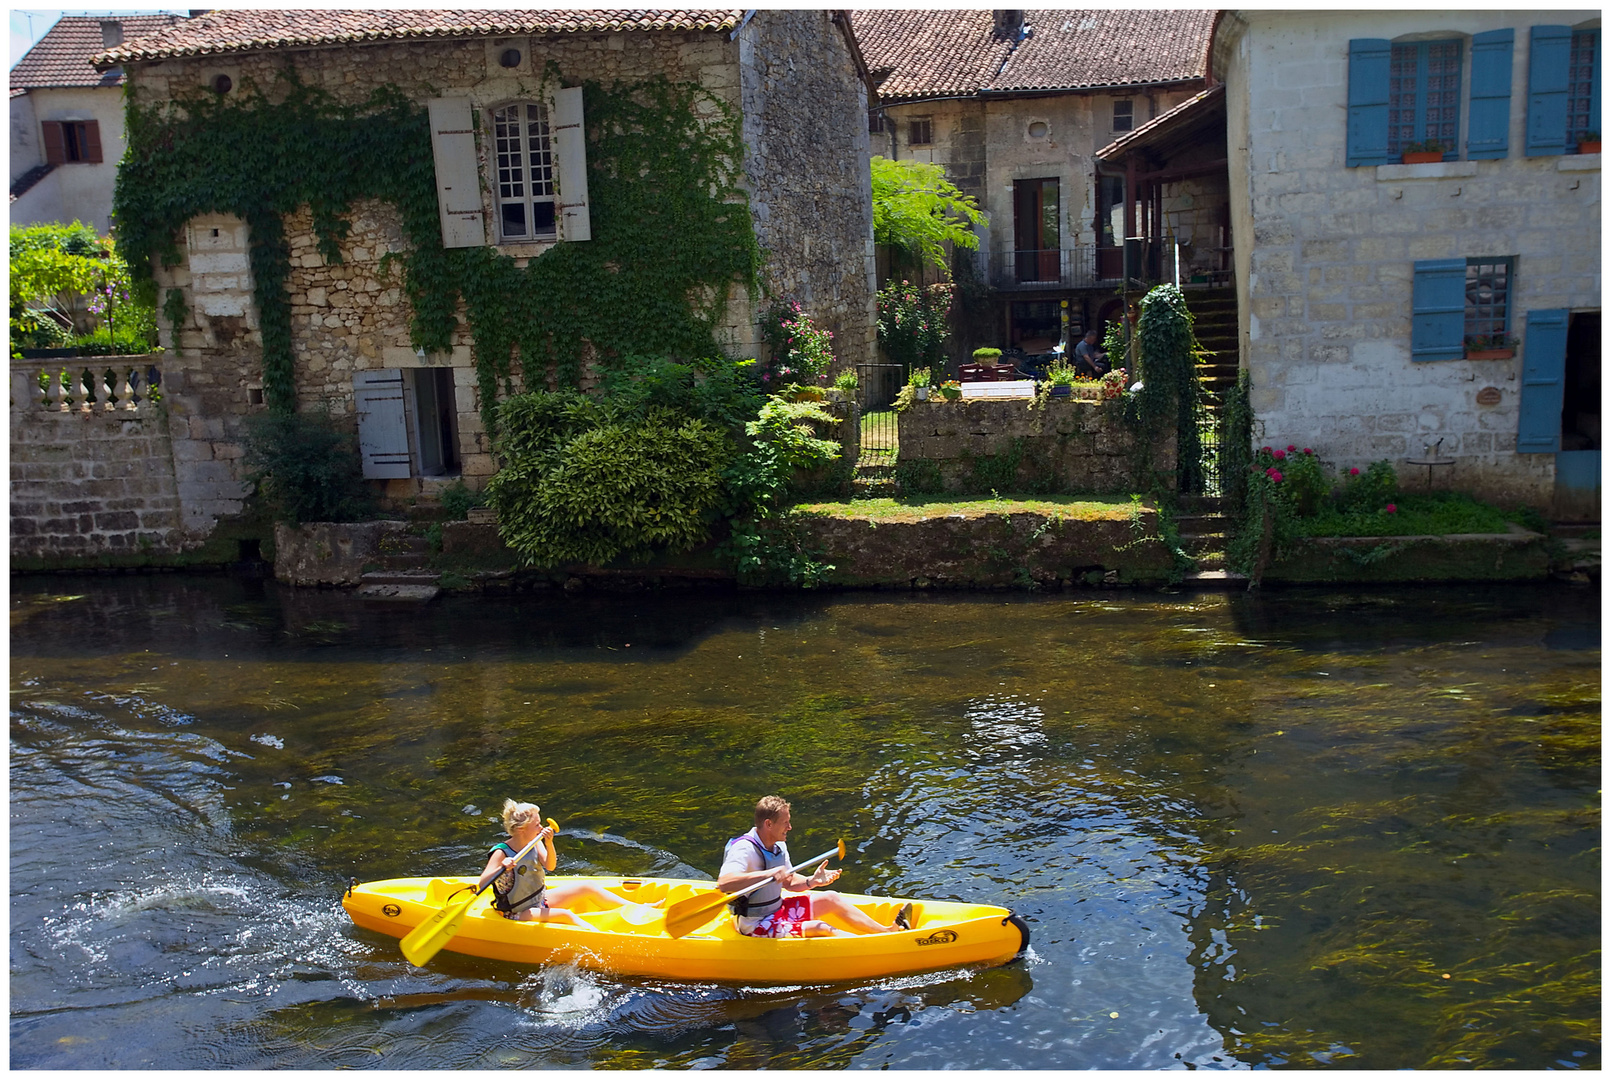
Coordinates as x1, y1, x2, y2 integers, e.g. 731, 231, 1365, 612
10, 13, 186, 232
14, 8, 878, 562
850, 8, 1220, 357
1213, 10, 1601, 516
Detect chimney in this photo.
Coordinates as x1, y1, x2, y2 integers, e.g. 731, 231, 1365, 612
100, 20, 123, 48
993, 10, 1024, 39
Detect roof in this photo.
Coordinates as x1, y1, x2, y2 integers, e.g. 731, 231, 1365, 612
12, 14, 187, 90
851, 9, 1217, 103
11, 163, 55, 202
93, 9, 746, 69
1096, 83, 1225, 162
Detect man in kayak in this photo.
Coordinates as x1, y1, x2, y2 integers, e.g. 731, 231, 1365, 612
718, 795, 911, 938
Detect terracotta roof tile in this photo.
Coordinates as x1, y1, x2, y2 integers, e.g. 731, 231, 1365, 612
850, 8, 1216, 101
994, 9, 1216, 92
850, 10, 1014, 101
12, 14, 187, 90
92, 9, 746, 69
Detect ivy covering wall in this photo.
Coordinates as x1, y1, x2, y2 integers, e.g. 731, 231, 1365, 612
114, 69, 761, 425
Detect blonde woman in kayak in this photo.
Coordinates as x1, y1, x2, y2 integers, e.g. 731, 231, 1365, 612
718, 795, 910, 938
478, 799, 661, 925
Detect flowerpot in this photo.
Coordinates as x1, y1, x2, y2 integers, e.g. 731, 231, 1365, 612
1049, 385, 1072, 398
938, 387, 961, 401
790, 385, 826, 402
824, 389, 844, 403
914, 385, 930, 401
1464, 348, 1515, 360
1579, 140, 1601, 154
1400, 151, 1444, 164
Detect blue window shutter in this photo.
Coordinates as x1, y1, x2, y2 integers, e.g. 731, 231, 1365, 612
1468, 30, 1514, 159
1411, 259, 1466, 361
1347, 39, 1392, 166
1590, 30, 1602, 146
1517, 309, 1569, 453
1526, 26, 1572, 155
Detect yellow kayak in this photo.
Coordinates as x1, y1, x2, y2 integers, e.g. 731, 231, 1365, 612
343, 874, 1030, 984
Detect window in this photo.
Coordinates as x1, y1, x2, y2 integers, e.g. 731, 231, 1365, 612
1112, 99, 1134, 132
41, 120, 101, 164
492, 102, 556, 241
1388, 40, 1462, 158
909, 117, 933, 146
1464, 257, 1513, 341
1567, 29, 1600, 147
427, 90, 589, 249
868, 111, 886, 135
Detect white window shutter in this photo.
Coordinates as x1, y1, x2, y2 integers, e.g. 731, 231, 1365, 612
548, 85, 592, 242
354, 370, 413, 479
426, 97, 487, 248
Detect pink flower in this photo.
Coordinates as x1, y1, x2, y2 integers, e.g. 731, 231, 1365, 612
1385, 503, 1397, 513
1287, 445, 1297, 452
1272, 449, 1286, 461
1261, 446, 1272, 454
1269, 469, 1284, 482
1349, 467, 1360, 476
1302, 448, 1313, 455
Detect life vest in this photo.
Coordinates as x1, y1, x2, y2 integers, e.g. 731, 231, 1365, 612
726, 832, 788, 919
489, 841, 546, 915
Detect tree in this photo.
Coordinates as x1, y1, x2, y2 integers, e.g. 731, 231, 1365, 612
870, 156, 985, 276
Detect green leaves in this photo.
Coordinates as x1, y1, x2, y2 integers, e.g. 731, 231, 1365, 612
870, 156, 985, 274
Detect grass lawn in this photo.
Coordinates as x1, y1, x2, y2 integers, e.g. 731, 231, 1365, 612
791, 494, 1146, 523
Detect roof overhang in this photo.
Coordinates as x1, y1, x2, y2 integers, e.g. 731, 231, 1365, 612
1095, 83, 1225, 164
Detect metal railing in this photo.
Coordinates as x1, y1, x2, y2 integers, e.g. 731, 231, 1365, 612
986, 241, 1182, 291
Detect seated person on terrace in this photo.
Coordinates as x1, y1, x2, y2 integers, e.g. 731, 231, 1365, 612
1073, 330, 1110, 378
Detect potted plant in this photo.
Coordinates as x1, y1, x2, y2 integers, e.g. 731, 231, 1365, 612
972, 347, 1003, 366
908, 366, 932, 401
1579, 130, 1601, 154
826, 367, 858, 403
938, 379, 962, 401
1400, 139, 1448, 164
1046, 361, 1077, 398
1464, 332, 1518, 360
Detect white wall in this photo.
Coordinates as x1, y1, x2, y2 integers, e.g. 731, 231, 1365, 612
9, 86, 126, 233
1222, 9, 1601, 505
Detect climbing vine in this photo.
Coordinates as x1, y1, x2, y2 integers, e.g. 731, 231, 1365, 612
1130, 283, 1206, 493
116, 68, 761, 424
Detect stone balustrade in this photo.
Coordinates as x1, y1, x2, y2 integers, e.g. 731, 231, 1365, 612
11, 355, 161, 415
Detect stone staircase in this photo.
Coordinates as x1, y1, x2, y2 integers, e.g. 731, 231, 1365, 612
1174, 494, 1249, 587
852, 461, 898, 497
1186, 285, 1239, 408
356, 519, 441, 601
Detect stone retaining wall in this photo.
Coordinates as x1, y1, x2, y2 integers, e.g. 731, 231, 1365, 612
897, 397, 1174, 494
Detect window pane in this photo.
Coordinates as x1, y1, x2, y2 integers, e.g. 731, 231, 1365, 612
1464, 259, 1512, 339
502, 202, 527, 238
1568, 30, 1598, 143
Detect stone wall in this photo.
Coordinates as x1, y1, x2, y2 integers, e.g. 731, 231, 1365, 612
897, 397, 1174, 494
739, 11, 877, 369
10, 358, 185, 559
1219, 10, 1601, 506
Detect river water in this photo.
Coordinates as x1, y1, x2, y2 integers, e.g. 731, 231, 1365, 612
9, 573, 1600, 1069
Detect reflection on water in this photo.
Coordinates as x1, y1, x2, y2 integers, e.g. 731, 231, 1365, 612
9, 574, 1600, 1069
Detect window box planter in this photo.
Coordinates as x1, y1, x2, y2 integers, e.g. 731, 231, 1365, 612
1578, 140, 1601, 154
1464, 348, 1515, 360
1400, 150, 1446, 164
1049, 384, 1072, 398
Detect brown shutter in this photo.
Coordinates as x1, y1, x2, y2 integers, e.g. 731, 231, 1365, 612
81, 120, 102, 163
41, 121, 65, 165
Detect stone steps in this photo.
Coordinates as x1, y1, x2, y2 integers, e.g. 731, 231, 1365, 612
357, 568, 441, 601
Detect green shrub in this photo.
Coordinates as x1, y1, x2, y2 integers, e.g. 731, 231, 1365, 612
1334, 458, 1400, 514
833, 367, 859, 392
242, 407, 374, 524
760, 302, 836, 390
437, 479, 485, 520
971, 347, 1002, 362
877, 280, 953, 375
488, 400, 732, 567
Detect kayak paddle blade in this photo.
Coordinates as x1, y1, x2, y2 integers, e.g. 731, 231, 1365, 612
400, 889, 480, 967
663, 891, 729, 939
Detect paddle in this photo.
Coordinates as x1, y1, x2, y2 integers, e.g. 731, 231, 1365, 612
399, 818, 559, 967
663, 838, 846, 939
